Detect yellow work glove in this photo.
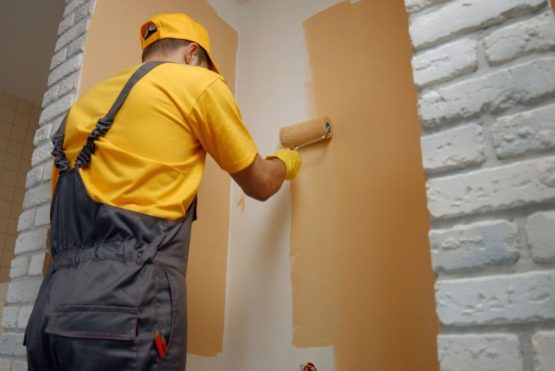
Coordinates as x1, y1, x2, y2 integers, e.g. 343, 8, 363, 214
266, 149, 302, 180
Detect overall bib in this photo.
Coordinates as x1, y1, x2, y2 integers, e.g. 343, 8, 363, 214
25, 62, 195, 370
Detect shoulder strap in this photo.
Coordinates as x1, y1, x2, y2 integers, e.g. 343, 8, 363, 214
52, 61, 166, 171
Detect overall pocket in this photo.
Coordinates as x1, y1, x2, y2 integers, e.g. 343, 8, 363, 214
45, 305, 139, 371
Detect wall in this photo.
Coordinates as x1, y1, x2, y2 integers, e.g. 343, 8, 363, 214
0, 1, 96, 369
193, 0, 439, 370
0, 90, 39, 283
406, 0, 555, 369
293, 1, 438, 369
0, 0, 443, 370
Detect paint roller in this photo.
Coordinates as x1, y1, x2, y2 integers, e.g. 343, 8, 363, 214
279, 117, 333, 150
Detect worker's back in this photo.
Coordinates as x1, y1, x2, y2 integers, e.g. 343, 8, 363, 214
56, 62, 257, 219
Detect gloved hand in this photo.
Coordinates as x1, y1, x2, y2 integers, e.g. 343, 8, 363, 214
266, 149, 302, 180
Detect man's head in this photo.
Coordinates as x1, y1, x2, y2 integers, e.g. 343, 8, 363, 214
140, 13, 220, 74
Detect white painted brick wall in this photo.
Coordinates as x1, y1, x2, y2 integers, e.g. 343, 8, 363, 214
436, 271, 555, 325
6, 279, 42, 304
412, 38, 478, 88
0, 0, 94, 368
438, 334, 524, 371
34, 204, 50, 227
526, 211, 555, 263
12, 360, 27, 371
419, 57, 555, 128
427, 156, 555, 220
0, 359, 11, 370
492, 103, 555, 159
484, 10, 555, 65
406, 0, 555, 368
9, 257, 30, 280
0, 334, 26, 357
16, 209, 35, 232
1, 307, 19, 330
409, 0, 546, 49
532, 331, 555, 371
405, 0, 448, 14
28, 254, 45, 276
430, 220, 519, 273
421, 123, 486, 174
17, 306, 32, 330
13, 227, 48, 255
22, 184, 51, 210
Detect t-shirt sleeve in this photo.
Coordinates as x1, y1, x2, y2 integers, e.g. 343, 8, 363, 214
188, 78, 258, 174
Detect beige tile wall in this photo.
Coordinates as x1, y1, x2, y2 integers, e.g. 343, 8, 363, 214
0, 89, 40, 282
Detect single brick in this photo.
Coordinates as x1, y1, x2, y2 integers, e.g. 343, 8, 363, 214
0, 359, 11, 370
12, 360, 27, 371
6, 279, 42, 304
9, 256, 30, 279
532, 331, 555, 371
34, 204, 50, 227
436, 271, 555, 325
14, 227, 48, 255
405, 0, 448, 13
430, 220, 519, 273
33, 123, 53, 146
1, 306, 19, 329
39, 94, 75, 127
43, 164, 53, 182
438, 334, 523, 371
419, 56, 555, 127
421, 123, 485, 174
17, 208, 36, 232
50, 47, 68, 70
67, 34, 86, 57
55, 18, 88, 52
484, 10, 555, 65
58, 72, 80, 97
0, 334, 26, 357
22, 183, 51, 210
492, 103, 555, 159
427, 156, 555, 219
41, 84, 60, 108
412, 38, 478, 88
74, 1, 94, 23
31, 142, 53, 167
28, 253, 46, 276
409, 0, 546, 49
17, 306, 33, 329
25, 165, 44, 189
527, 211, 555, 263
47, 53, 83, 87
57, 13, 75, 36
63, 0, 90, 18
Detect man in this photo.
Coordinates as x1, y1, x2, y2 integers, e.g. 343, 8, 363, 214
24, 12, 301, 370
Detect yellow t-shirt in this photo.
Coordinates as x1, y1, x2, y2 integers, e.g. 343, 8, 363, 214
53, 63, 258, 220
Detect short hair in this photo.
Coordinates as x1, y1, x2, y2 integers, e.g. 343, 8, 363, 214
141, 38, 210, 66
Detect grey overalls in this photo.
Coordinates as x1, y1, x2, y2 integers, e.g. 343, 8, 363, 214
25, 62, 195, 370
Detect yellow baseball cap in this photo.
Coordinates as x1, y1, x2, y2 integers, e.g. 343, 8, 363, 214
140, 13, 221, 75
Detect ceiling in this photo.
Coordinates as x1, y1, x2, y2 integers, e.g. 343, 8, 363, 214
0, 0, 65, 105
0, 0, 257, 105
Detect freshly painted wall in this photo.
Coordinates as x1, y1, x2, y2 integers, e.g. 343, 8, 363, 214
193, 0, 438, 370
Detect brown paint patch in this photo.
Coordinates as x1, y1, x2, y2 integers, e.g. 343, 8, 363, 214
83, 0, 238, 356
552, 0, 555, 14
293, 1, 439, 369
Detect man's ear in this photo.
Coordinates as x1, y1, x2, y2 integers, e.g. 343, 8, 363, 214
184, 43, 200, 65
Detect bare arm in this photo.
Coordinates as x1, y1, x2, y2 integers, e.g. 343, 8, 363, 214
231, 154, 286, 201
